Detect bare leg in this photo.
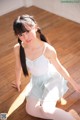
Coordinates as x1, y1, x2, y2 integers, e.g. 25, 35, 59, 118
69, 109, 80, 120
26, 96, 75, 120
26, 96, 45, 119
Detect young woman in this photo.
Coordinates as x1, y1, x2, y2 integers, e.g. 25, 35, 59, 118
7, 14, 80, 120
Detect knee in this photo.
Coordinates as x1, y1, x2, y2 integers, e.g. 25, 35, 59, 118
26, 103, 39, 117
25, 104, 33, 116
40, 103, 55, 115
40, 106, 48, 115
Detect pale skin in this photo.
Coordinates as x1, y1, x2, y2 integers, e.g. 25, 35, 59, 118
7, 24, 80, 120
12, 25, 80, 93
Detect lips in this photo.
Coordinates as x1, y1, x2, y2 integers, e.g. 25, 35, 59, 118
26, 39, 31, 43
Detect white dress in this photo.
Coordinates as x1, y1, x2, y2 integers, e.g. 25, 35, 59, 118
25, 43, 68, 102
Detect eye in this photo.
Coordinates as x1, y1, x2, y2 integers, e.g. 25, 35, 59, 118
26, 29, 30, 33
18, 33, 23, 37
25, 30, 30, 35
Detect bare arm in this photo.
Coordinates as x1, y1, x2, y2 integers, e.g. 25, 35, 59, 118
7, 88, 26, 118
46, 44, 80, 93
12, 44, 22, 92
7, 44, 28, 118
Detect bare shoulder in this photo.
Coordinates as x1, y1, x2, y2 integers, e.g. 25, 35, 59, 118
44, 43, 58, 62
14, 43, 20, 55
14, 43, 20, 52
14, 43, 21, 68
45, 43, 57, 56
14, 43, 20, 49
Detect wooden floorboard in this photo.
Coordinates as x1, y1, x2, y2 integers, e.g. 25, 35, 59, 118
0, 6, 80, 120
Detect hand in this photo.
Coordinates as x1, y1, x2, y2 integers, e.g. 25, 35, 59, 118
12, 80, 21, 92
73, 83, 80, 93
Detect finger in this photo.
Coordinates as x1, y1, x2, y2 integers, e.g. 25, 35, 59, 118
11, 84, 17, 88
11, 82, 16, 86
11, 83, 18, 88
11, 82, 21, 92
12, 85, 19, 91
17, 85, 21, 92
17, 86, 20, 92
12, 81, 15, 84
12, 83, 16, 86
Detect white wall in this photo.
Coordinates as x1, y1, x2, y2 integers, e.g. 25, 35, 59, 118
24, 0, 33, 7
0, 0, 80, 23
0, 0, 33, 16
0, 0, 24, 16
33, 0, 80, 23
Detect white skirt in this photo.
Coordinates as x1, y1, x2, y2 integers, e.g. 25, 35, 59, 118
25, 71, 69, 102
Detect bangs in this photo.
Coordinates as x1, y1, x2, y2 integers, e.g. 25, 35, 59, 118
13, 21, 29, 35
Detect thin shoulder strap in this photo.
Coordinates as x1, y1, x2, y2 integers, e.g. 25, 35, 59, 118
43, 42, 47, 54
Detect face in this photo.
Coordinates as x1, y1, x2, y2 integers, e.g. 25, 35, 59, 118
18, 24, 37, 44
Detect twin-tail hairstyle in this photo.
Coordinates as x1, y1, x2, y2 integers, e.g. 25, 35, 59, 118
13, 14, 48, 76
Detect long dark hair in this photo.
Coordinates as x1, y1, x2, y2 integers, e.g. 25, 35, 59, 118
13, 15, 48, 76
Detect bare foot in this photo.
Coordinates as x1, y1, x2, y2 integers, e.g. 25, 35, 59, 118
69, 109, 80, 120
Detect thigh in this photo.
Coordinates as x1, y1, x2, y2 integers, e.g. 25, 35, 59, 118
40, 86, 59, 113
26, 96, 46, 119
26, 96, 74, 120
42, 86, 59, 103
26, 96, 40, 113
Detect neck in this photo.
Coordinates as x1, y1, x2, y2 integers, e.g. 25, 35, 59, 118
23, 38, 43, 50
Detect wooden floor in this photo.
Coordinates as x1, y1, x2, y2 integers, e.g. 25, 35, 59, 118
0, 6, 80, 120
